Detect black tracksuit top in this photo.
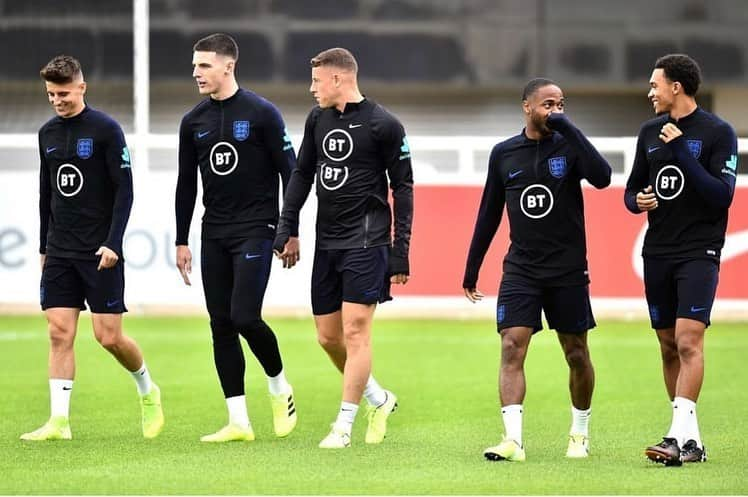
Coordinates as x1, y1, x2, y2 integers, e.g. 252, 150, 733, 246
39, 105, 133, 260
175, 88, 296, 243
464, 114, 611, 288
624, 108, 738, 259
276, 98, 414, 274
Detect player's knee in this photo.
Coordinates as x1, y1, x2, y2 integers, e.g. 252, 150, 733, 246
564, 346, 590, 369
318, 331, 344, 350
343, 317, 369, 344
677, 340, 703, 363
501, 335, 528, 362
209, 318, 234, 339
94, 329, 121, 350
659, 342, 679, 363
47, 321, 74, 348
231, 314, 265, 335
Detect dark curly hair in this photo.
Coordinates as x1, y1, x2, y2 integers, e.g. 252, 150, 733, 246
654, 54, 701, 96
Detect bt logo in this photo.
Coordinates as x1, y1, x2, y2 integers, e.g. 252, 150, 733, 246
56, 164, 84, 197
655, 165, 684, 200
322, 129, 353, 162
520, 184, 554, 219
319, 163, 349, 191
210, 141, 238, 175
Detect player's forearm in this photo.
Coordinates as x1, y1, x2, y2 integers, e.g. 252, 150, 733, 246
174, 182, 197, 246
556, 121, 612, 188
39, 163, 51, 254
670, 137, 734, 209
104, 172, 134, 257
623, 189, 642, 214
391, 185, 413, 271
277, 169, 313, 237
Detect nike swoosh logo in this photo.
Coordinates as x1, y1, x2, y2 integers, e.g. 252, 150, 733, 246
647, 146, 660, 153
690, 306, 706, 313
46, 147, 57, 154
106, 300, 120, 308
197, 130, 212, 138
508, 170, 523, 179
348, 123, 363, 129
244, 254, 262, 260
62, 386, 72, 390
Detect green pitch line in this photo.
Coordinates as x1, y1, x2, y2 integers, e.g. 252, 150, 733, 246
1, 316, 746, 495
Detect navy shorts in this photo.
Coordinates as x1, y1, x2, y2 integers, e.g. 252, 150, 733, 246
496, 274, 595, 334
644, 256, 719, 329
40, 256, 127, 313
311, 246, 392, 315
200, 237, 273, 325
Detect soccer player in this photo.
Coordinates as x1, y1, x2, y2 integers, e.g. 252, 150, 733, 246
175, 33, 297, 442
625, 54, 738, 466
463, 78, 611, 461
273, 47, 413, 448
22, 55, 164, 441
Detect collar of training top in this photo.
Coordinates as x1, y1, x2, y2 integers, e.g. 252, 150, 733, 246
56, 103, 91, 123
209, 88, 242, 105
334, 97, 368, 116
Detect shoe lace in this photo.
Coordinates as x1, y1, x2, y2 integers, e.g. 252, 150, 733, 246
658, 437, 677, 448
681, 440, 699, 454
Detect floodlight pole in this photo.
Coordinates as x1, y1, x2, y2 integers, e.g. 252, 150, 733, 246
133, 0, 149, 173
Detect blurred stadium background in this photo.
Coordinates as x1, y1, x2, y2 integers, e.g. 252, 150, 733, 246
1, 0, 747, 317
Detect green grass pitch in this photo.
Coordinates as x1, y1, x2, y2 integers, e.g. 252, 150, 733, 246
1, 315, 747, 494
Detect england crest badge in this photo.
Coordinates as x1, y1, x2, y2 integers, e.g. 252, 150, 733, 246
233, 120, 250, 141
687, 139, 702, 159
77, 138, 93, 159
548, 156, 567, 178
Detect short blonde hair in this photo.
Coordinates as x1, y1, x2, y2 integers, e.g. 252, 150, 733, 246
310, 47, 358, 73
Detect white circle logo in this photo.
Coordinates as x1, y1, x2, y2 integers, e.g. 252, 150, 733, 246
520, 184, 554, 219
210, 141, 239, 175
56, 163, 84, 197
318, 163, 349, 191
655, 165, 685, 200
322, 129, 353, 162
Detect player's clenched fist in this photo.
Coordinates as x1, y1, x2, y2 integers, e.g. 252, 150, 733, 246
636, 185, 658, 212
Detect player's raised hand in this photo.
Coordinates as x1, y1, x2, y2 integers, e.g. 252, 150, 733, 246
176, 245, 192, 286
96, 246, 119, 271
659, 122, 683, 143
274, 236, 300, 269
390, 273, 409, 285
636, 185, 659, 211
464, 287, 484, 303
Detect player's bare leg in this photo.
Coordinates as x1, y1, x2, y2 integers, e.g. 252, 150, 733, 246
558, 332, 594, 457
315, 310, 346, 372
20, 308, 79, 441
647, 319, 707, 464
484, 326, 531, 461
92, 313, 163, 438
499, 327, 532, 406
655, 327, 679, 400
557, 332, 594, 410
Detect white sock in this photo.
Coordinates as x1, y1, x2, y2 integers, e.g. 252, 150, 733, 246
49, 379, 73, 418
363, 375, 387, 407
334, 401, 359, 434
570, 406, 591, 437
267, 369, 291, 396
131, 362, 153, 396
226, 395, 250, 429
666, 396, 693, 446
501, 404, 523, 446
674, 396, 701, 447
